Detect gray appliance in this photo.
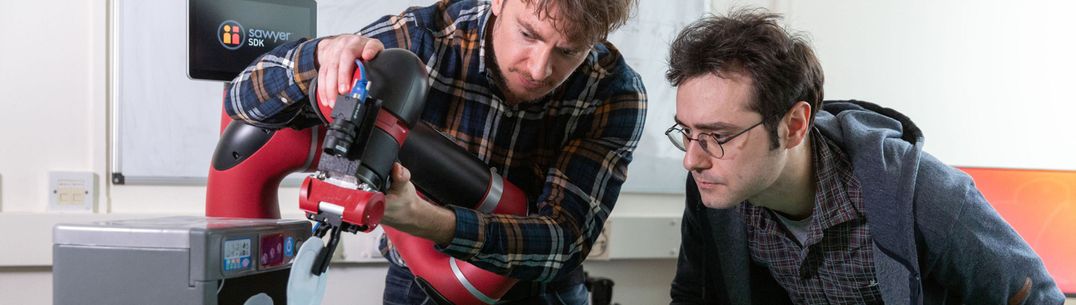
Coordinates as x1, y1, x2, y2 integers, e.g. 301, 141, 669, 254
53, 216, 311, 305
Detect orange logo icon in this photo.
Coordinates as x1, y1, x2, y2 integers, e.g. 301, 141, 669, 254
218, 20, 244, 50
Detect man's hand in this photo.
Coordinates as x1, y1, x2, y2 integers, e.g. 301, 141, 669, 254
316, 34, 385, 108
384, 162, 422, 224
382, 163, 457, 245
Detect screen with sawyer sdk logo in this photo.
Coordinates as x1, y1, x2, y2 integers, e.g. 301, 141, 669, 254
188, 0, 316, 81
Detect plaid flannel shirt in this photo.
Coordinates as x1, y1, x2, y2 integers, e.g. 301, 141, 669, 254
741, 129, 883, 304
224, 0, 647, 283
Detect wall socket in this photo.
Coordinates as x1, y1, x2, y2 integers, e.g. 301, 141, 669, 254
48, 171, 98, 213
587, 219, 612, 261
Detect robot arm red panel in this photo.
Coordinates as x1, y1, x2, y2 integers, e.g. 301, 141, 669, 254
298, 176, 385, 233
206, 120, 322, 219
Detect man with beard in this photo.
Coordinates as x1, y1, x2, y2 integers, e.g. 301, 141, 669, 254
224, 0, 646, 303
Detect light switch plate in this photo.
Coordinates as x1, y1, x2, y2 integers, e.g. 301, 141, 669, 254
48, 172, 97, 213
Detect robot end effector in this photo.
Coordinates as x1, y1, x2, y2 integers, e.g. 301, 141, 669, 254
297, 49, 430, 275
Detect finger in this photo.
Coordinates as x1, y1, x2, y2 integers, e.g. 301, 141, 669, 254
316, 39, 329, 106
388, 163, 405, 193
391, 163, 411, 182
337, 37, 366, 96
317, 37, 338, 107
397, 163, 411, 182
317, 61, 330, 106
361, 38, 384, 61
320, 39, 340, 108
325, 63, 338, 108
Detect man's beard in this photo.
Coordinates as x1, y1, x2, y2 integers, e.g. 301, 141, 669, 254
484, 32, 511, 102
484, 16, 547, 105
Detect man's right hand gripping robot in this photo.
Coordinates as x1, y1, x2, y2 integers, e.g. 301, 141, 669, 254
206, 49, 529, 305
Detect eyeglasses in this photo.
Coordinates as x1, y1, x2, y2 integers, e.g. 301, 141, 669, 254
665, 118, 769, 159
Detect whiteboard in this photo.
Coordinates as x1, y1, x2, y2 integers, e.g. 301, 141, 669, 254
608, 0, 710, 193
111, 0, 705, 193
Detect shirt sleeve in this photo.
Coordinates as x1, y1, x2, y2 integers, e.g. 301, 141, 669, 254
436, 69, 648, 282
915, 153, 1066, 304
224, 8, 422, 128
223, 38, 321, 128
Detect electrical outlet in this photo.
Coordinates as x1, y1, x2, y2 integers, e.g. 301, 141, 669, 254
48, 171, 98, 213
587, 219, 611, 261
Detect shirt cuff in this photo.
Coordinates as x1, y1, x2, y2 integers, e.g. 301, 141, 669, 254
295, 37, 322, 73
434, 206, 485, 259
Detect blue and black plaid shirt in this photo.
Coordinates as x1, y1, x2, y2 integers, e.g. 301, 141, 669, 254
224, 0, 647, 284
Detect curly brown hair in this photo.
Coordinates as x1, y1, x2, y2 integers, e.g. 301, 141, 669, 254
519, 0, 638, 45
666, 8, 824, 149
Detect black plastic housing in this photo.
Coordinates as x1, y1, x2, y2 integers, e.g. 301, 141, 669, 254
317, 48, 430, 191
212, 122, 275, 171
398, 122, 493, 208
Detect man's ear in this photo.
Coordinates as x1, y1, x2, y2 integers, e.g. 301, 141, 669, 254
491, 0, 504, 17
782, 101, 812, 149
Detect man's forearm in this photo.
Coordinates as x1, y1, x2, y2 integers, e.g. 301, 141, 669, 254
383, 198, 457, 245
224, 38, 321, 128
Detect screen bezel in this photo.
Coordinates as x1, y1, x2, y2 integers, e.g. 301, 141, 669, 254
187, 0, 317, 81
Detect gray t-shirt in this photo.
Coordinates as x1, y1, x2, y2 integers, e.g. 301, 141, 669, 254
774, 210, 813, 247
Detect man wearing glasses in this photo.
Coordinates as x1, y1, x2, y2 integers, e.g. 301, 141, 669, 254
665, 9, 1063, 305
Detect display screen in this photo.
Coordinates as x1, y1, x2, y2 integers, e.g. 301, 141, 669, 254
223, 238, 252, 272
960, 167, 1076, 294
259, 233, 286, 269
188, 0, 316, 81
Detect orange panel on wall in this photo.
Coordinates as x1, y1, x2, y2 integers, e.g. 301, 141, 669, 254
959, 167, 1076, 294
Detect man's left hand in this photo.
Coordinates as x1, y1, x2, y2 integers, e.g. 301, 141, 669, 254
381, 163, 457, 245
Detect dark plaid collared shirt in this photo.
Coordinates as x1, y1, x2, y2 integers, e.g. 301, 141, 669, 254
741, 129, 883, 304
224, 0, 646, 283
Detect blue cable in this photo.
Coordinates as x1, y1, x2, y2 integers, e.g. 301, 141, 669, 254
348, 59, 370, 101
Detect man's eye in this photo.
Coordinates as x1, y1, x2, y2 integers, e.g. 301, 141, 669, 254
521, 31, 533, 39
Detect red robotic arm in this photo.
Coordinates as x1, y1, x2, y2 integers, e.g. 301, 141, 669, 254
204, 109, 323, 219
205, 49, 526, 305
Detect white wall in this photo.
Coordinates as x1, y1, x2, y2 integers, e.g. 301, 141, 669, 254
713, 0, 1076, 171
0, 0, 107, 213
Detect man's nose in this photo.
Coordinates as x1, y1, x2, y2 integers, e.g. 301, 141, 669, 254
526, 47, 553, 82
683, 139, 713, 172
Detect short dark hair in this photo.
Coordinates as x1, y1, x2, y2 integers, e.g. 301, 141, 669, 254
666, 8, 824, 149
521, 0, 637, 45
